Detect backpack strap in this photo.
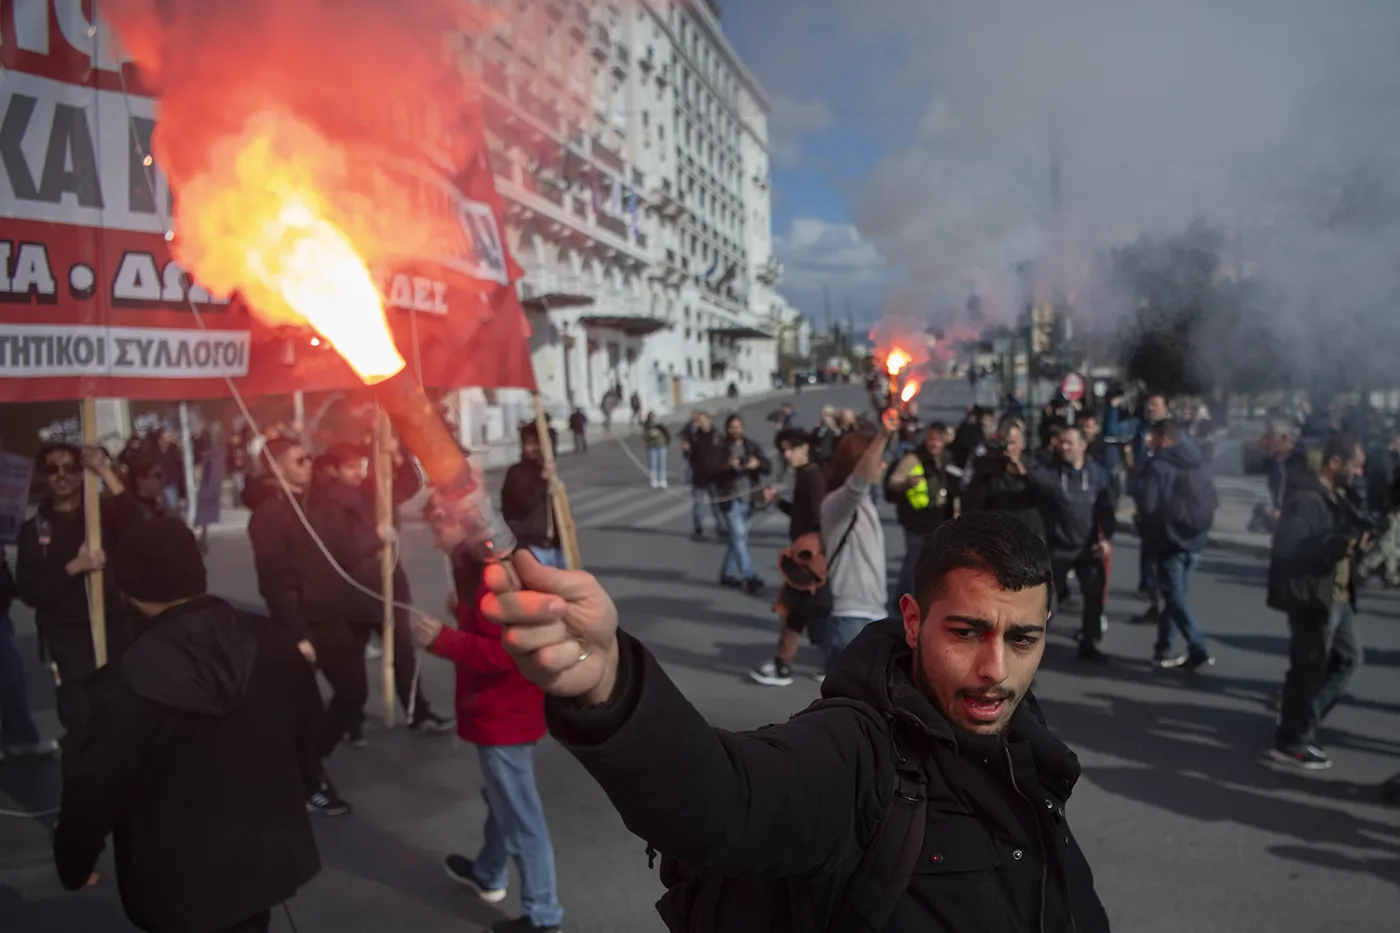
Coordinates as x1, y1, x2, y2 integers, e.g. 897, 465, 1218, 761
824, 722, 936, 933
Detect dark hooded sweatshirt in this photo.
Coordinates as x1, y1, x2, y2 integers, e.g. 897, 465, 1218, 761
53, 596, 321, 933
546, 619, 1110, 933
1134, 442, 1209, 553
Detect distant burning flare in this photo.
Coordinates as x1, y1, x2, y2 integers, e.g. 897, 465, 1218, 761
901, 380, 920, 404
885, 348, 912, 376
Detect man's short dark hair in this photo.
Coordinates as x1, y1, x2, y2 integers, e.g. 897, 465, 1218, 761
997, 414, 1024, 436
913, 512, 1052, 618
725, 413, 743, 429
322, 442, 365, 469
38, 442, 81, 465
1153, 419, 1183, 445
264, 436, 303, 466
1060, 424, 1085, 443
776, 427, 811, 450
1323, 431, 1361, 466
925, 421, 948, 436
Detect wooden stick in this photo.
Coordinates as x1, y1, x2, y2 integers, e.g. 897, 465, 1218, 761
375, 405, 396, 728
533, 394, 581, 570
81, 397, 107, 668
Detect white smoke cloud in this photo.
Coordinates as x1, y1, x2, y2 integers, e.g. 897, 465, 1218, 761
768, 94, 835, 168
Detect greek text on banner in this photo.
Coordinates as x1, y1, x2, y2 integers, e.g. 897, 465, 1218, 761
0, 325, 250, 378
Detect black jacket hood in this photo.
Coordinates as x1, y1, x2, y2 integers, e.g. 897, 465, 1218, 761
1156, 442, 1204, 471
821, 618, 1083, 791
122, 595, 259, 716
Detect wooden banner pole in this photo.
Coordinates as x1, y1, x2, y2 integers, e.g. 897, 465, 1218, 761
81, 397, 108, 668
375, 405, 397, 728
533, 394, 581, 570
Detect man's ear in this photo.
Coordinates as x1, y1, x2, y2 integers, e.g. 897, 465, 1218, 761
899, 593, 921, 650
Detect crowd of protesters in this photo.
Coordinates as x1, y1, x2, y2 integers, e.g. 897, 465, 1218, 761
4, 378, 1400, 933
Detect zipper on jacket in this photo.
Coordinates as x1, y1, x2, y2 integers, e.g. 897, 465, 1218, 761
1004, 745, 1047, 933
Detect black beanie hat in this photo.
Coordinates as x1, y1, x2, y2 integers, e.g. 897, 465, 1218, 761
112, 517, 208, 604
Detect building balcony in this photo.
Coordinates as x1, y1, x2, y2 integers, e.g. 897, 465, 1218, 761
580, 293, 668, 337
498, 163, 652, 264
593, 139, 624, 173
755, 255, 783, 285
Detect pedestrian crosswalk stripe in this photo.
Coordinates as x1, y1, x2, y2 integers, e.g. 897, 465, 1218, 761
589, 489, 685, 527
562, 487, 645, 523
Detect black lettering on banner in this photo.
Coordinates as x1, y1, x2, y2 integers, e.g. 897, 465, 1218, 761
222, 342, 239, 368
40, 334, 53, 366
56, 335, 73, 366
13, 336, 31, 366
73, 336, 94, 366
115, 338, 133, 367
173, 340, 192, 369
135, 338, 153, 367
193, 341, 211, 368
153, 339, 174, 369
39, 105, 104, 209
96, 335, 105, 366
0, 95, 41, 201
0, 335, 8, 366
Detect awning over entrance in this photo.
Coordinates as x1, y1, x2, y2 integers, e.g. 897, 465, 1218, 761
709, 324, 774, 340
580, 314, 669, 337
521, 293, 596, 311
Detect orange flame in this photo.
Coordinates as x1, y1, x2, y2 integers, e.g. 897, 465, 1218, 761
171, 112, 405, 384
901, 380, 920, 404
885, 348, 912, 376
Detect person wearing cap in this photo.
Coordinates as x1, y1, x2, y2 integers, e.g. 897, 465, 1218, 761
53, 518, 322, 933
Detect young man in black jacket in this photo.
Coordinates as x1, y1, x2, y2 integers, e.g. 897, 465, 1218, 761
54, 518, 321, 933
1267, 432, 1368, 771
16, 443, 143, 736
961, 418, 1046, 541
487, 512, 1111, 933
751, 428, 828, 686
247, 437, 363, 815
683, 412, 725, 540
501, 424, 565, 569
1027, 426, 1118, 662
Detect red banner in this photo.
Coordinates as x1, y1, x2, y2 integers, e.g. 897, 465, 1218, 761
0, 0, 536, 402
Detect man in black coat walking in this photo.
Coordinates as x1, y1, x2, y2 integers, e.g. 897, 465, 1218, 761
54, 518, 321, 933
1267, 432, 1368, 771
485, 512, 1111, 933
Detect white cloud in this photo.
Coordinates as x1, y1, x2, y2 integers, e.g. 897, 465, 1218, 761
767, 94, 834, 168
772, 217, 892, 325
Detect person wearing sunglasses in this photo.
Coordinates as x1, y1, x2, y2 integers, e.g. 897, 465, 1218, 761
15, 443, 143, 738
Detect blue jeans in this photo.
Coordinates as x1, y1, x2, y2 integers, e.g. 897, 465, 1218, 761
692, 485, 724, 535
0, 614, 42, 748
720, 498, 755, 581
824, 615, 877, 671
472, 743, 564, 928
1154, 550, 1208, 656
648, 446, 668, 485
530, 547, 566, 570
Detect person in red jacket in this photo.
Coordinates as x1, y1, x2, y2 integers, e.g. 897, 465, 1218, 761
412, 501, 564, 933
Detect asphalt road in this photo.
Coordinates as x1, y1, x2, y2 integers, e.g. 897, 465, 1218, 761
3, 381, 1399, 932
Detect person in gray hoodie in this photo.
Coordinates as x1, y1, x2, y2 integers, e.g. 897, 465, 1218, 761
1027, 425, 1118, 662
1135, 420, 1217, 671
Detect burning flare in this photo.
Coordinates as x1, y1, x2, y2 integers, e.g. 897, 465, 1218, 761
885, 348, 912, 376
170, 111, 406, 384
901, 380, 920, 404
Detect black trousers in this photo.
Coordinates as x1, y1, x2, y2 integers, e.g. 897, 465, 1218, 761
43, 617, 132, 737
365, 570, 435, 722
572, 429, 587, 453
1052, 549, 1106, 644
310, 621, 370, 759
215, 909, 271, 933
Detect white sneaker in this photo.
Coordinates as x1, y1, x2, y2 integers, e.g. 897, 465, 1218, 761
660, 479, 669, 488
650, 479, 659, 489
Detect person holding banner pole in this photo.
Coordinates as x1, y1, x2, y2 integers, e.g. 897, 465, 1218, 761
16, 443, 142, 738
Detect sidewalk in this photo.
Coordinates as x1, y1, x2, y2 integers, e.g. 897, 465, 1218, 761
201, 383, 810, 536
1117, 472, 1272, 557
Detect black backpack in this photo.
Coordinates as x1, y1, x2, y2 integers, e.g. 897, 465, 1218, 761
1168, 464, 1219, 537
652, 700, 938, 933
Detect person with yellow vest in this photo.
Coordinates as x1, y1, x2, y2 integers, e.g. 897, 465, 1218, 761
885, 423, 954, 613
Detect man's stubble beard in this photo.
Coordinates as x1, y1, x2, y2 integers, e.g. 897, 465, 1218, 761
912, 629, 1016, 738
